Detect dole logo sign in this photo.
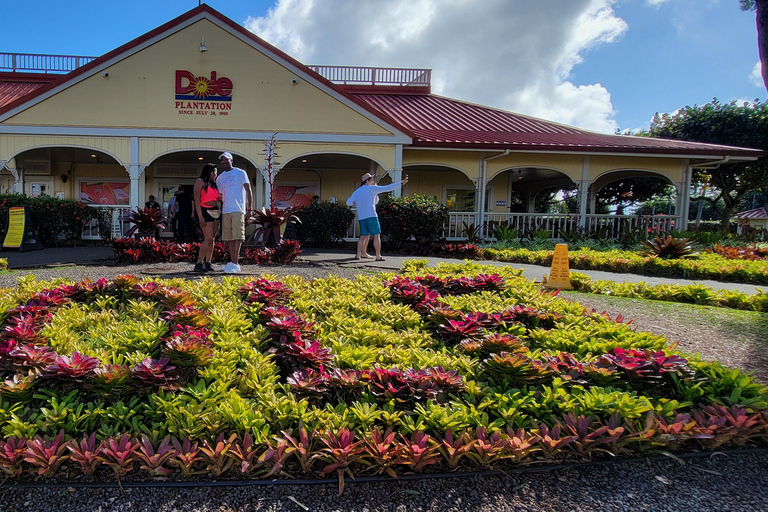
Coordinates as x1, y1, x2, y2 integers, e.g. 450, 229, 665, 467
175, 70, 232, 101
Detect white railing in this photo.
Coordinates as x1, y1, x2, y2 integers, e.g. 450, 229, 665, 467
0, 52, 96, 73
342, 211, 680, 242
308, 65, 431, 87
81, 206, 131, 240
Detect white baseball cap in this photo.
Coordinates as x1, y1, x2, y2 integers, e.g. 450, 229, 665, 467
219, 152, 233, 161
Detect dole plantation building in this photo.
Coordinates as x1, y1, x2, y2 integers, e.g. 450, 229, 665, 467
0, 5, 762, 241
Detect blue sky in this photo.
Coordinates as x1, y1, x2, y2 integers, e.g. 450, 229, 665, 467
2, 1, 762, 133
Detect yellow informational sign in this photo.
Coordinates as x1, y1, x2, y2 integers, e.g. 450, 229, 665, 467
3, 207, 26, 248
544, 243, 573, 290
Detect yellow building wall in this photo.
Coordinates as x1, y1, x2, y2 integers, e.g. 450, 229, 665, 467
279, 143, 396, 170
403, 150, 481, 180
589, 156, 685, 183
487, 173, 512, 212
139, 139, 266, 167
3, 19, 393, 137
0, 135, 131, 164
404, 170, 473, 201
487, 153, 583, 182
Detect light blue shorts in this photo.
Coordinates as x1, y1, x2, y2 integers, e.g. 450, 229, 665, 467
359, 216, 381, 236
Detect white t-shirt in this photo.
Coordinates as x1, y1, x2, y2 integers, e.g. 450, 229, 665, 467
216, 168, 249, 214
346, 182, 403, 220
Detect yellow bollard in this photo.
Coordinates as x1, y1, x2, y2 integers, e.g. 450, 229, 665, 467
543, 243, 573, 290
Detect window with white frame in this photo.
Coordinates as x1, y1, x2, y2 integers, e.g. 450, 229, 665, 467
444, 186, 492, 212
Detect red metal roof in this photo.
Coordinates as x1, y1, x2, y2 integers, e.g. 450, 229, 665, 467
0, 73, 52, 109
735, 207, 768, 220
353, 93, 764, 158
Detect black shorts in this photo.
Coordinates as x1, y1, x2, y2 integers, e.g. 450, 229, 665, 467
201, 207, 219, 222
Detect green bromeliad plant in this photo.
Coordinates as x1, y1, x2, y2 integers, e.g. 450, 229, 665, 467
0, 262, 766, 489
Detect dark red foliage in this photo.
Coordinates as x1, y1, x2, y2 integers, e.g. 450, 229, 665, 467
132, 357, 180, 390
436, 319, 484, 343
237, 279, 294, 306
8, 344, 58, 373
279, 339, 335, 370
287, 367, 329, 394
45, 352, 99, 381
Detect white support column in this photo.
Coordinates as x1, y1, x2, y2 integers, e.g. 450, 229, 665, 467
679, 162, 692, 231
126, 164, 145, 209
578, 156, 590, 230
478, 157, 487, 237
392, 144, 404, 197
390, 169, 403, 197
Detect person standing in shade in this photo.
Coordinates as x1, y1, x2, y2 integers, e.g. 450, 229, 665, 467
144, 195, 160, 210
144, 195, 161, 238
192, 163, 221, 273
216, 152, 252, 274
175, 187, 193, 242
167, 190, 179, 239
346, 172, 408, 261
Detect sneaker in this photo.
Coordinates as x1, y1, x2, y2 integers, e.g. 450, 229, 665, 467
223, 262, 241, 274
193, 262, 206, 273
204, 262, 215, 272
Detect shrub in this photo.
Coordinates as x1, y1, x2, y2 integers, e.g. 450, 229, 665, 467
0, 195, 111, 247
294, 201, 355, 247
640, 236, 698, 259
377, 195, 449, 249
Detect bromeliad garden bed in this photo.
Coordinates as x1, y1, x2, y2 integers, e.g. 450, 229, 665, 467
0, 262, 767, 494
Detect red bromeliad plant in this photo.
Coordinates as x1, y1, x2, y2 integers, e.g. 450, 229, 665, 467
436, 319, 484, 344
247, 207, 302, 248
67, 433, 102, 476
596, 348, 691, 391
0, 437, 27, 477
135, 435, 175, 476
45, 352, 99, 382
228, 432, 263, 476
278, 339, 335, 371
132, 357, 180, 390
119, 207, 166, 238
361, 427, 402, 477
163, 325, 214, 368
0, 373, 37, 401
315, 428, 365, 495
259, 436, 296, 478
23, 430, 70, 477
98, 434, 140, 477
366, 367, 413, 402
436, 430, 475, 469
281, 424, 316, 474
88, 364, 132, 399
397, 431, 441, 472
237, 279, 294, 306
461, 333, 528, 356
200, 433, 237, 477
161, 305, 210, 328
8, 344, 58, 374
287, 367, 329, 395
561, 413, 626, 456
170, 437, 204, 477
2, 314, 50, 345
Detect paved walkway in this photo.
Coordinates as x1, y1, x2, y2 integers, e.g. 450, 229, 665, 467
0, 245, 764, 295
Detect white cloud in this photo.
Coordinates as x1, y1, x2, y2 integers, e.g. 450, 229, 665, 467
750, 61, 764, 88
245, 0, 628, 133
645, 0, 670, 7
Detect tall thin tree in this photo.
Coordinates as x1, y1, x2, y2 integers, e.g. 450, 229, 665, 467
741, 0, 768, 93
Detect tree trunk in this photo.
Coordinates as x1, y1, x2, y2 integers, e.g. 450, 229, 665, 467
758, 0, 768, 92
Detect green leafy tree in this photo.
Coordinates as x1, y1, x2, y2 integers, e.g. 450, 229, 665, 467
740, 0, 768, 92
649, 98, 768, 229
596, 178, 672, 215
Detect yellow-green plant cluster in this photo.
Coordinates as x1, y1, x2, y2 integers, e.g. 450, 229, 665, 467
568, 272, 768, 312
482, 248, 768, 285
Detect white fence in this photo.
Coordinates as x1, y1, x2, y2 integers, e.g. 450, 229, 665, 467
342, 211, 679, 242
81, 206, 131, 240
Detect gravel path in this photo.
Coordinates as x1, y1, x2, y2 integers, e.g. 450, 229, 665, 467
2, 262, 768, 511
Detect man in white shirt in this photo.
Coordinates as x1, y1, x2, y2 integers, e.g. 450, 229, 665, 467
346, 172, 408, 261
215, 152, 252, 273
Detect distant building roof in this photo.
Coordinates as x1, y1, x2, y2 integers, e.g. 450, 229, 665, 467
735, 207, 768, 220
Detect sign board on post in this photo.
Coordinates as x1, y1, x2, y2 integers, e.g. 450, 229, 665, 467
543, 243, 573, 290
2, 206, 43, 252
